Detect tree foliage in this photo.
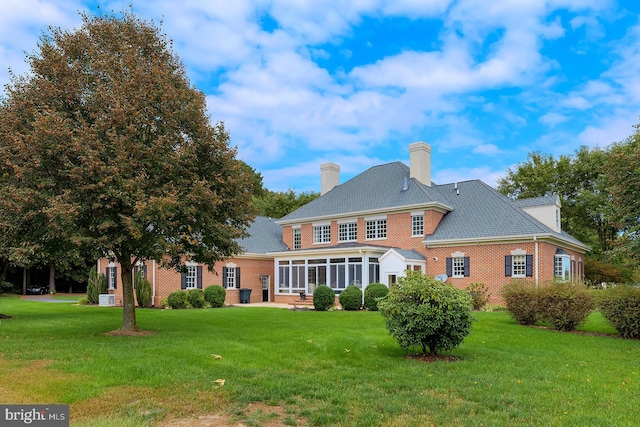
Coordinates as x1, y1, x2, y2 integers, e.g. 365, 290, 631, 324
497, 147, 616, 256
253, 189, 319, 219
606, 122, 640, 263
0, 13, 255, 331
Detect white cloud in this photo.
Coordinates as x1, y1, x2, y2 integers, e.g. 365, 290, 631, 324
473, 144, 501, 155
577, 112, 637, 147
433, 166, 504, 188
539, 112, 568, 126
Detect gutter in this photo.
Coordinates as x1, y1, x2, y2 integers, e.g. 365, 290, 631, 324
534, 235, 539, 288
152, 259, 156, 307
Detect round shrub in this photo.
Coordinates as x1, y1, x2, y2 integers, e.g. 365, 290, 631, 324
378, 271, 473, 355
186, 288, 206, 308
167, 290, 188, 309
313, 285, 335, 311
500, 281, 539, 325
205, 285, 227, 308
537, 282, 593, 331
364, 283, 388, 311
599, 286, 640, 339
339, 286, 362, 310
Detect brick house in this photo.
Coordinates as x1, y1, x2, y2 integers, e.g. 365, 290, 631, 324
99, 141, 588, 306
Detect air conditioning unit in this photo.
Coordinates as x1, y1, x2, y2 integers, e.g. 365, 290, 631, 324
99, 294, 116, 307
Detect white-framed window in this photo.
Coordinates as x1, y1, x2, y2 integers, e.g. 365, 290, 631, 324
512, 255, 526, 278
107, 264, 117, 290
185, 265, 197, 289
293, 228, 301, 249
452, 257, 465, 278
313, 224, 331, 244
412, 215, 424, 236
338, 222, 357, 242
366, 219, 386, 239
555, 253, 571, 282
225, 267, 235, 289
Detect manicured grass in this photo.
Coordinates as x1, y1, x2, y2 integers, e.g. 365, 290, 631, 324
0, 296, 638, 426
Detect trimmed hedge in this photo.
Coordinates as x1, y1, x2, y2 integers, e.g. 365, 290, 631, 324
167, 290, 188, 309
205, 285, 226, 308
500, 280, 539, 325
187, 288, 206, 308
313, 285, 335, 311
537, 283, 593, 331
600, 286, 640, 339
378, 271, 473, 355
339, 286, 362, 310
364, 283, 388, 311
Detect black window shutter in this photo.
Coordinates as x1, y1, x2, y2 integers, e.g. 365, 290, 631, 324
142, 264, 147, 278
105, 267, 111, 289
526, 255, 533, 277
113, 267, 117, 289
197, 266, 203, 289
464, 257, 470, 277
445, 258, 452, 277
222, 267, 228, 288
505, 256, 512, 277
180, 273, 186, 289
236, 268, 241, 289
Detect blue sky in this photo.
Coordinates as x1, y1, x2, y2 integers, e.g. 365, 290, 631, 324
1, 1, 639, 192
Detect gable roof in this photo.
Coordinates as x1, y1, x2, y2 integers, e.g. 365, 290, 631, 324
237, 216, 288, 254
277, 162, 452, 224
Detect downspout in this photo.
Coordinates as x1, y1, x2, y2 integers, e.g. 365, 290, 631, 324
152, 259, 156, 307
534, 235, 539, 288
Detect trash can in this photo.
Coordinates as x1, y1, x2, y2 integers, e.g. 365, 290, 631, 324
239, 288, 252, 304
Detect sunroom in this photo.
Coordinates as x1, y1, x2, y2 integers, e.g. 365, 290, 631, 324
270, 245, 426, 298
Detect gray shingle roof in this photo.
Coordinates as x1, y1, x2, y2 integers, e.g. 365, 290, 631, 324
274, 161, 586, 251
237, 216, 288, 254
425, 180, 584, 247
278, 162, 451, 222
512, 195, 560, 208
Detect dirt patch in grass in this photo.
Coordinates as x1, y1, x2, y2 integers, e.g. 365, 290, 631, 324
0, 357, 86, 403
104, 329, 156, 337
0, 313, 12, 319
159, 402, 306, 427
406, 353, 460, 363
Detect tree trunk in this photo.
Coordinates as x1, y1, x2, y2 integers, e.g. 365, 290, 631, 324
49, 264, 56, 293
23, 268, 27, 295
119, 257, 139, 331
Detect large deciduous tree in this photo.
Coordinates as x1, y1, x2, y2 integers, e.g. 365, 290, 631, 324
0, 13, 256, 331
497, 147, 617, 256
253, 189, 319, 219
606, 121, 640, 264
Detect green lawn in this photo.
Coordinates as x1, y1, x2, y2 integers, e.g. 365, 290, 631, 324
0, 296, 638, 426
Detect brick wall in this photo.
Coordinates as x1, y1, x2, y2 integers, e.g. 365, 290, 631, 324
98, 256, 275, 307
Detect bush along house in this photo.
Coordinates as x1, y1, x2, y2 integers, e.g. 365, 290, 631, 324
97, 216, 288, 306
99, 142, 588, 306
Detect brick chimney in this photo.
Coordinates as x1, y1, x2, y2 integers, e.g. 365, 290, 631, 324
409, 142, 431, 187
320, 163, 340, 195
